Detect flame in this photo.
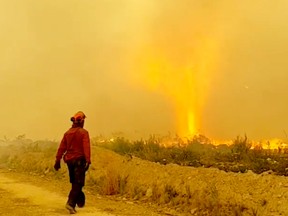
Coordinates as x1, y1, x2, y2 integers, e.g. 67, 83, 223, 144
259, 138, 285, 149
130, 35, 219, 137
188, 111, 195, 135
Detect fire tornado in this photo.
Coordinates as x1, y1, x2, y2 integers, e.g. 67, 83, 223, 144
133, 36, 219, 137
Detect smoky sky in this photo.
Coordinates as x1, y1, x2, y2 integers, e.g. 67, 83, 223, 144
0, 0, 288, 141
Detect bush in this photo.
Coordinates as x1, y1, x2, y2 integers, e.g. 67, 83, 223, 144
231, 135, 252, 158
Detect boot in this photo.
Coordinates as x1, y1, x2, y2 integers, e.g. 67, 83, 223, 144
65, 203, 77, 214
76, 191, 85, 208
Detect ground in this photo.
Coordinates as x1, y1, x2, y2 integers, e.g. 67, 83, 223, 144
0, 168, 163, 216
2, 145, 288, 216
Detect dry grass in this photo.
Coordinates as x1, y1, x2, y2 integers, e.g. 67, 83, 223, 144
0, 137, 283, 215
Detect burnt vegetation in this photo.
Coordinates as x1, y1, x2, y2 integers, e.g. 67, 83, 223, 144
95, 134, 288, 176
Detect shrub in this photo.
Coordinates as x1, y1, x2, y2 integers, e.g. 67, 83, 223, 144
231, 135, 252, 156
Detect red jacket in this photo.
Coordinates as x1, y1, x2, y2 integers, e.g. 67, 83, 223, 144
56, 126, 91, 164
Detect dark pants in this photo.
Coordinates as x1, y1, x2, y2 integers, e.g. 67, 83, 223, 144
66, 157, 86, 208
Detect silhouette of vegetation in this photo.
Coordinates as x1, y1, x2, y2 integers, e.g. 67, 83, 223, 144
94, 134, 288, 175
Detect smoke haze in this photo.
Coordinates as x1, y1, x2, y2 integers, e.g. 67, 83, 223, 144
1, 0, 288, 141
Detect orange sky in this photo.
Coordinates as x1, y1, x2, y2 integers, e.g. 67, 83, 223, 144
1, 1, 288, 141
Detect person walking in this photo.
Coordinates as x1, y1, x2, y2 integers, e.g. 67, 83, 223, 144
54, 111, 91, 214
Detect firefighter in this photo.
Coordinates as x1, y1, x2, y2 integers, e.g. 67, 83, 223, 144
54, 111, 91, 214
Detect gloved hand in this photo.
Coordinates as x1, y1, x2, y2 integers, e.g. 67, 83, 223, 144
84, 163, 90, 172
54, 160, 61, 171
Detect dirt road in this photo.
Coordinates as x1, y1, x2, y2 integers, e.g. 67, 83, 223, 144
0, 171, 114, 216
0, 167, 163, 216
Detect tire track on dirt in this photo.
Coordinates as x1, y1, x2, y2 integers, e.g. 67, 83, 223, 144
0, 172, 114, 216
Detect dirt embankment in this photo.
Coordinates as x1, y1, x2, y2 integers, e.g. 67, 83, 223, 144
111, 155, 288, 216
